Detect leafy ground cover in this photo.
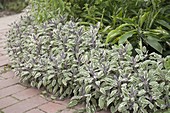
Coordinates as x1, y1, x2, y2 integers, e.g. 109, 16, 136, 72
6, 0, 170, 113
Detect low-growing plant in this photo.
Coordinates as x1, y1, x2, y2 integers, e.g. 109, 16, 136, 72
7, 14, 101, 98
70, 45, 170, 113
7, 14, 170, 113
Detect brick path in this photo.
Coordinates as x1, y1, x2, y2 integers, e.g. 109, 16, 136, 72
0, 14, 108, 113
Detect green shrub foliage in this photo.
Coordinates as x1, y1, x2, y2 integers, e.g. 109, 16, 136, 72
7, 15, 170, 113
30, 0, 170, 56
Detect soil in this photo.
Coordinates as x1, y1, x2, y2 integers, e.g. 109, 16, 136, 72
0, 10, 16, 17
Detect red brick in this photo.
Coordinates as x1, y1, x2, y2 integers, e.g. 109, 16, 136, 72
12, 88, 40, 100
39, 102, 66, 113
0, 84, 26, 98
0, 78, 18, 89
0, 96, 18, 109
2, 96, 47, 113
0, 71, 15, 79
26, 109, 45, 113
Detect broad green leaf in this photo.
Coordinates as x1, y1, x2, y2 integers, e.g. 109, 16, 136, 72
85, 85, 92, 93
106, 29, 121, 43
106, 23, 134, 43
133, 103, 139, 113
58, 0, 65, 13
118, 102, 127, 112
100, 88, 106, 95
98, 95, 105, 109
68, 100, 78, 108
157, 20, 170, 30
118, 30, 136, 44
145, 36, 163, 53
52, 79, 56, 86
107, 97, 115, 106
139, 12, 149, 27
138, 89, 146, 96
155, 99, 165, 108
110, 106, 116, 113
37, 81, 42, 89
53, 85, 58, 94
62, 79, 67, 86
48, 74, 55, 80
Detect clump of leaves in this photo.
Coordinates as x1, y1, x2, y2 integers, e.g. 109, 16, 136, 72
7, 14, 170, 113
7, 14, 101, 99
70, 44, 170, 113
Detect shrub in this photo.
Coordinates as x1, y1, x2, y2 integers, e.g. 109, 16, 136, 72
7, 14, 170, 113
7, 14, 101, 98
0, 0, 29, 12
30, 0, 170, 56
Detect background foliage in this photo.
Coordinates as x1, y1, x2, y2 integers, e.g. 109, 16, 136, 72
0, 0, 29, 12
30, 0, 170, 56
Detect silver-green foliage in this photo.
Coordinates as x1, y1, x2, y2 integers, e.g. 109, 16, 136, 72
7, 15, 170, 113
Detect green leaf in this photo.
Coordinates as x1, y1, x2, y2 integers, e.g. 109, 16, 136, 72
118, 102, 127, 112
85, 85, 92, 93
155, 99, 165, 109
52, 79, 56, 86
145, 36, 163, 53
107, 97, 115, 106
106, 23, 134, 43
68, 100, 78, 108
137, 89, 146, 96
157, 20, 170, 30
62, 79, 67, 86
48, 74, 55, 80
58, 0, 65, 13
98, 95, 105, 109
133, 103, 139, 113
100, 88, 106, 95
110, 106, 116, 113
106, 29, 121, 43
139, 12, 149, 27
37, 81, 42, 89
118, 30, 136, 44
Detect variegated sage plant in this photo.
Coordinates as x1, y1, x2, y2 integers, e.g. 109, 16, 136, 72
7, 14, 170, 113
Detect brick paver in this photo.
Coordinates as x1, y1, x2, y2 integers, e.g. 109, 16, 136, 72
2, 96, 47, 113
26, 109, 45, 113
0, 71, 15, 79
39, 102, 66, 113
0, 96, 18, 109
0, 84, 26, 98
12, 88, 40, 100
0, 78, 18, 89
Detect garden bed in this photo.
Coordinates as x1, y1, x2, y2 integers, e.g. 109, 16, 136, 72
6, 0, 170, 113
